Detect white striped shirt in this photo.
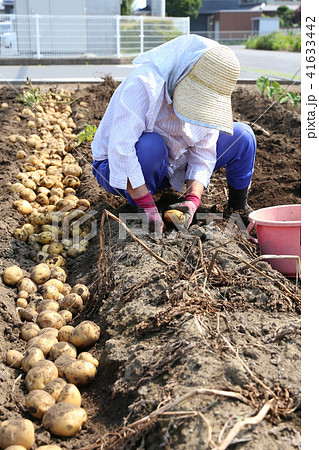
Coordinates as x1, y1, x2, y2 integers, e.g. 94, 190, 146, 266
91, 64, 219, 193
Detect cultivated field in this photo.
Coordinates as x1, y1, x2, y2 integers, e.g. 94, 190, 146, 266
0, 78, 301, 449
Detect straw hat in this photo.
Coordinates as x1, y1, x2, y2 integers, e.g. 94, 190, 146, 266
173, 45, 240, 135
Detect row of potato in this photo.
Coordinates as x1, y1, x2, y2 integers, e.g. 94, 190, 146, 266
1, 89, 101, 450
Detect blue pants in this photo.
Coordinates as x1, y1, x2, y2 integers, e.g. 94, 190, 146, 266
92, 122, 256, 206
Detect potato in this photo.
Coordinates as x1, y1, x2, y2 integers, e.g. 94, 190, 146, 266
77, 199, 91, 210
40, 176, 55, 189
60, 293, 82, 316
27, 335, 58, 357
21, 178, 36, 190
70, 321, 100, 348
27, 291, 43, 302
16, 298, 28, 308
22, 223, 35, 236
0, 418, 35, 449
54, 354, 76, 377
23, 163, 36, 172
36, 231, 55, 245
14, 227, 29, 242
31, 263, 51, 285
47, 242, 64, 255
25, 359, 58, 391
77, 352, 99, 367
35, 251, 48, 264
44, 378, 67, 400
37, 299, 60, 314
37, 311, 64, 330
62, 164, 82, 177
21, 347, 45, 372
17, 277, 37, 294
25, 389, 56, 419
56, 199, 77, 212
45, 255, 66, 268
18, 290, 29, 299
19, 187, 36, 203
50, 187, 64, 198
43, 402, 87, 437
26, 137, 37, 148
10, 182, 26, 194
41, 284, 60, 300
28, 171, 41, 183
6, 350, 23, 369
19, 306, 38, 322
43, 278, 64, 293
64, 187, 76, 196
64, 360, 97, 387
57, 325, 74, 342
50, 266, 67, 283
61, 283, 71, 295
71, 284, 89, 301
37, 327, 59, 338
50, 341, 77, 361
57, 383, 81, 407
13, 199, 33, 215
2, 265, 23, 286
16, 150, 27, 160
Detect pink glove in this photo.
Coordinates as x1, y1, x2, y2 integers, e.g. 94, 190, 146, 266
134, 192, 163, 234
165, 193, 201, 230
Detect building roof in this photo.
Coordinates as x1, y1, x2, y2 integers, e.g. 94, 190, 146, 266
198, 1, 299, 15
198, 1, 239, 14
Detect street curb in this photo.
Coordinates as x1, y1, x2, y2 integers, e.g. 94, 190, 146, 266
0, 78, 301, 85
0, 57, 135, 66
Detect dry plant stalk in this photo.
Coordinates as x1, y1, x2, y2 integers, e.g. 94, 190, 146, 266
206, 248, 300, 302
101, 209, 169, 266
215, 399, 274, 450
101, 388, 248, 449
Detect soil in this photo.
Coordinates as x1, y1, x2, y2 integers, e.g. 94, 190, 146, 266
0, 78, 301, 449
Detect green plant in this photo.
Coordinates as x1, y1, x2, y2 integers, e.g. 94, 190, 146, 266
256, 76, 301, 107
19, 78, 44, 107
256, 76, 269, 95
77, 124, 97, 145
265, 81, 281, 99
245, 31, 300, 52
279, 91, 301, 107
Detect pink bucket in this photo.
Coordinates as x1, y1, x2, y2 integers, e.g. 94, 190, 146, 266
246, 204, 301, 277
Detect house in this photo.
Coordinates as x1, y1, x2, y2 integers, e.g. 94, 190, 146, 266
190, 0, 300, 37
3, 0, 14, 14
190, 0, 240, 34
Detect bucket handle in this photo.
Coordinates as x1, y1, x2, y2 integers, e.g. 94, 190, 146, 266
246, 220, 258, 244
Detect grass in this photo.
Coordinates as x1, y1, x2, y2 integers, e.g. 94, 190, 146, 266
246, 31, 301, 52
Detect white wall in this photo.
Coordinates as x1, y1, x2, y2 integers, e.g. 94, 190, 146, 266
85, 0, 121, 15
259, 17, 280, 35
14, 0, 85, 15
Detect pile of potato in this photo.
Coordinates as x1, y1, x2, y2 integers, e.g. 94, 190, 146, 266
1, 89, 101, 449
9, 91, 92, 262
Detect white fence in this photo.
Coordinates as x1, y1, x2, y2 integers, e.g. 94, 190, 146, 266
0, 14, 190, 59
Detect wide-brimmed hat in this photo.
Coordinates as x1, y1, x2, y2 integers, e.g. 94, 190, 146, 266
173, 45, 240, 135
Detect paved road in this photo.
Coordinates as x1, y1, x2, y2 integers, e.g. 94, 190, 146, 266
0, 46, 301, 84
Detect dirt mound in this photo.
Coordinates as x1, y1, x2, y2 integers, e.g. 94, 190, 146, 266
0, 79, 301, 449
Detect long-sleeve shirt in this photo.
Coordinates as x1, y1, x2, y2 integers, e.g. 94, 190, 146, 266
91, 63, 219, 193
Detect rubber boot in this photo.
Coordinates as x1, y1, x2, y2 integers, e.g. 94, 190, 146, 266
224, 184, 253, 226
